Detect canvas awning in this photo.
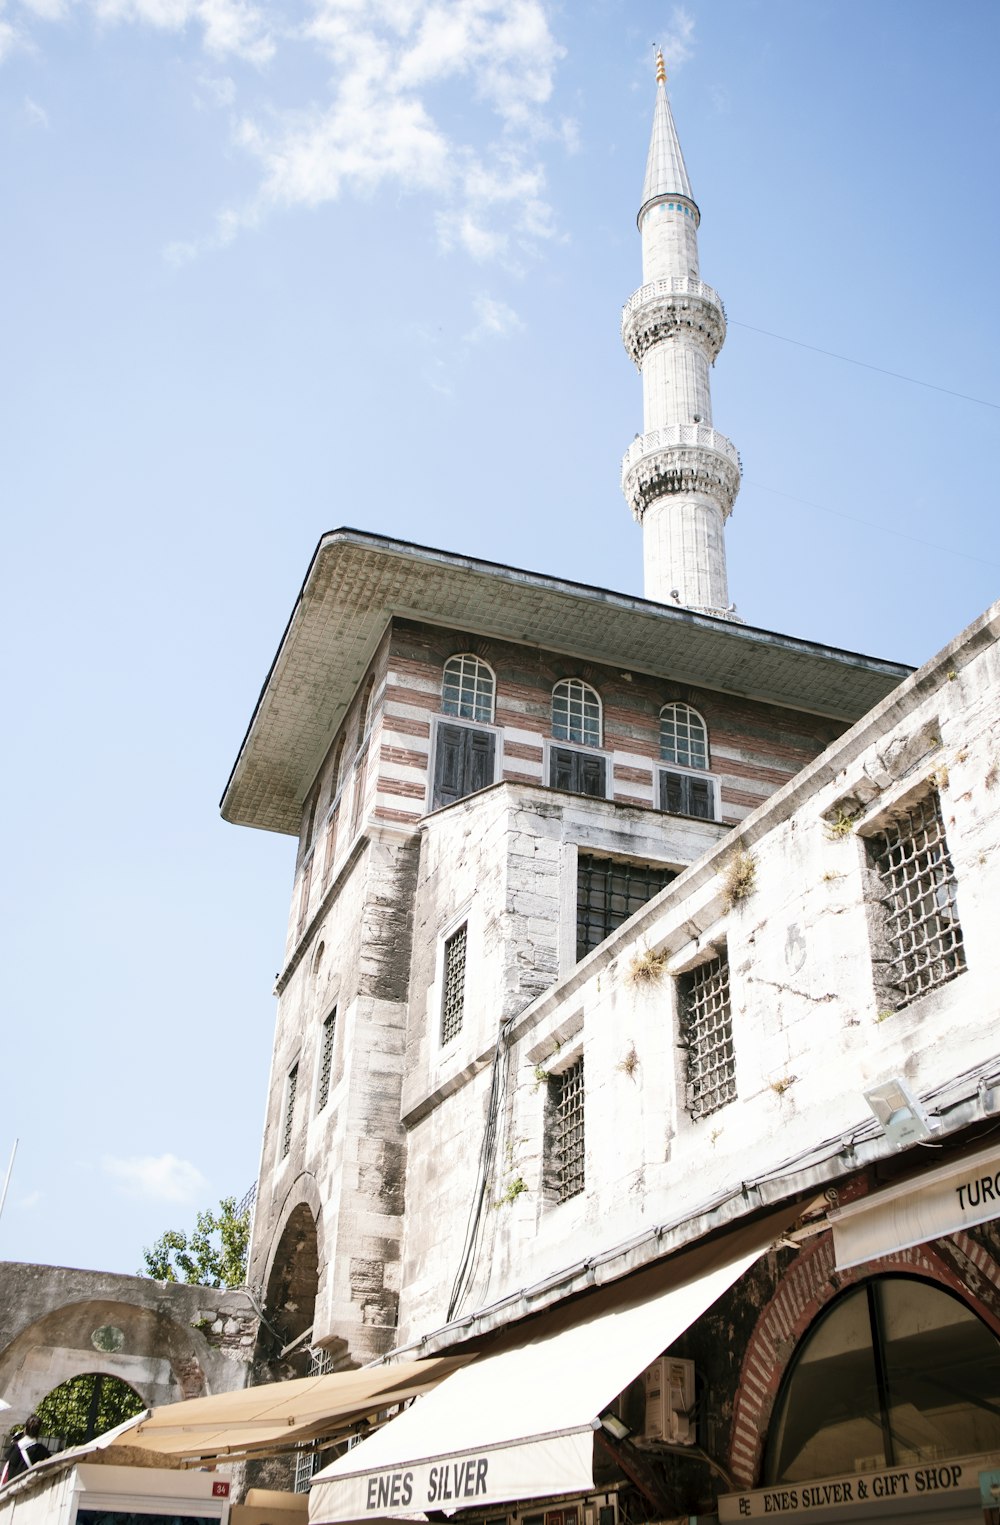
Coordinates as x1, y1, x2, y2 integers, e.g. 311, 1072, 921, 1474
119, 1356, 472, 1465
309, 1216, 790, 1523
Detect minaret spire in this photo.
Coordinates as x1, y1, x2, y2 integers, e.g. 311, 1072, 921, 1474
620, 56, 741, 618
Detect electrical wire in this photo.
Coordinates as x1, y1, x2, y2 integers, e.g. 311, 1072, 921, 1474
746, 479, 1000, 571
730, 319, 999, 412
446, 1015, 516, 1322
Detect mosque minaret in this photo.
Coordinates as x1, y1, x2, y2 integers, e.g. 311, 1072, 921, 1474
621, 51, 741, 618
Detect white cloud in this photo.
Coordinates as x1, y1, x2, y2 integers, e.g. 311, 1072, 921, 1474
659, 6, 695, 74
23, 93, 48, 125
102, 1151, 209, 1203
5, 0, 566, 269
466, 292, 523, 342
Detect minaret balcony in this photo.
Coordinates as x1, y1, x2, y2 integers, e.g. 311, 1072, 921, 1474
621, 425, 742, 521
621, 278, 727, 366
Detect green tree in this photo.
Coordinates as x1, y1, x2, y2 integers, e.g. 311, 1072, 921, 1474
34, 1373, 145, 1448
141, 1196, 250, 1288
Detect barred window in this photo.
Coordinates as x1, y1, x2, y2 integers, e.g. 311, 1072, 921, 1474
442, 654, 495, 724
552, 680, 602, 747
866, 792, 966, 1010
660, 703, 709, 770
317, 1010, 336, 1112
679, 952, 735, 1120
441, 923, 468, 1044
360, 676, 377, 739
551, 1057, 585, 1202
576, 853, 676, 961
281, 1063, 299, 1157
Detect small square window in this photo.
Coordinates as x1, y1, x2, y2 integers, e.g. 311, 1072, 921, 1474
281, 1064, 299, 1157
441, 924, 467, 1044
576, 853, 676, 961
679, 952, 734, 1120
550, 1057, 585, 1202
317, 1011, 336, 1112
865, 792, 966, 1010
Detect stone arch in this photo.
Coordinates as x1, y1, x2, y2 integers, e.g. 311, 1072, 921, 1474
0, 1296, 211, 1428
728, 1232, 1000, 1487
35, 1369, 146, 1447
256, 1186, 323, 1379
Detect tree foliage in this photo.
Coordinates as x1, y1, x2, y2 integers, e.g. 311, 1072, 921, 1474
34, 1373, 145, 1449
140, 1196, 250, 1288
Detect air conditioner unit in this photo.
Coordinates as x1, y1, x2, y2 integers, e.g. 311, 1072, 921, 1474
642, 1356, 696, 1445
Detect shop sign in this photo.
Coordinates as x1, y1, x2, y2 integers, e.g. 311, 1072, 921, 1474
829, 1142, 1000, 1270
719, 1457, 984, 1520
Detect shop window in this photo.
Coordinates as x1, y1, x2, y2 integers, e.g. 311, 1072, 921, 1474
576, 853, 676, 961
442, 653, 495, 724
441, 923, 467, 1044
316, 1010, 336, 1112
678, 950, 734, 1119
549, 1056, 585, 1203
864, 791, 966, 1011
764, 1275, 1000, 1482
281, 1063, 298, 1158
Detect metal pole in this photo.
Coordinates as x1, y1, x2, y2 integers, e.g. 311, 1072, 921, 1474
0, 1139, 18, 1226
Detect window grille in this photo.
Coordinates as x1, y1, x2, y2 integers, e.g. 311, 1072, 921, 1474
660, 703, 709, 770
576, 854, 676, 960
441, 924, 467, 1043
552, 1058, 585, 1202
680, 952, 735, 1120
442, 654, 495, 724
281, 1064, 298, 1157
317, 1011, 336, 1112
294, 1445, 320, 1493
552, 680, 601, 747
867, 793, 966, 1009
360, 676, 377, 738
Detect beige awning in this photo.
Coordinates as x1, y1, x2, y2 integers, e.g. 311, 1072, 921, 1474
309, 1210, 800, 1522
119, 1357, 472, 1465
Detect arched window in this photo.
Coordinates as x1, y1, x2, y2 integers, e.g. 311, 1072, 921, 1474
659, 702, 708, 770
442, 654, 495, 724
764, 1275, 1000, 1483
552, 680, 601, 748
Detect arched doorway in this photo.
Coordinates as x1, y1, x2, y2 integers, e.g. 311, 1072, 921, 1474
34, 1371, 145, 1450
764, 1274, 1000, 1482
258, 1202, 320, 1379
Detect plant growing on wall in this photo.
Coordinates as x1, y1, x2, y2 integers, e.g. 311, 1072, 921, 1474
722, 848, 756, 910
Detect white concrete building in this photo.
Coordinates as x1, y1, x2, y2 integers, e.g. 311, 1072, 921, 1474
224, 62, 1000, 1525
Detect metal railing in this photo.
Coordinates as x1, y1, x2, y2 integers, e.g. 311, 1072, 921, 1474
622, 277, 725, 323
621, 424, 741, 474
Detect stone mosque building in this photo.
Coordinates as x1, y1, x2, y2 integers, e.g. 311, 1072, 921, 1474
219, 57, 1000, 1524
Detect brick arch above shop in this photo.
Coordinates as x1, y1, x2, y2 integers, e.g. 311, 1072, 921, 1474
728, 1230, 1000, 1488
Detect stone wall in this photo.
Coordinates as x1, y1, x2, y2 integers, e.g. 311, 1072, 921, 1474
0, 1263, 255, 1431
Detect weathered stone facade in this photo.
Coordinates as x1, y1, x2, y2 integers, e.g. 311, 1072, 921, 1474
0, 1263, 256, 1432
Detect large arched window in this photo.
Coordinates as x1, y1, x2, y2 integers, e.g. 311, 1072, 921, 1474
660, 702, 708, 770
764, 1275, 1000, 1482
552, 679, 602, 748
442, 654, 495, 724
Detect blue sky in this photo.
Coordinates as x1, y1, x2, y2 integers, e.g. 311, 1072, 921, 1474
2, 0, 998, 1278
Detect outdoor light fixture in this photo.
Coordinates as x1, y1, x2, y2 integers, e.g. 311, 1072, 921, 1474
863, 1077, 938, 1149
598, 1412, 632, 1442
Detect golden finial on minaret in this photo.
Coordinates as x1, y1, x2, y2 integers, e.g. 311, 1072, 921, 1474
655, 48, 666, 85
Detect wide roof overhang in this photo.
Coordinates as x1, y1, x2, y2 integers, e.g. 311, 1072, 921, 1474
221, 529, 912, 836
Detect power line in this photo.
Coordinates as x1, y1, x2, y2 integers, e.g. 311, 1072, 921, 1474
730, 319, 999, 412
746, 479, 1000, 571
